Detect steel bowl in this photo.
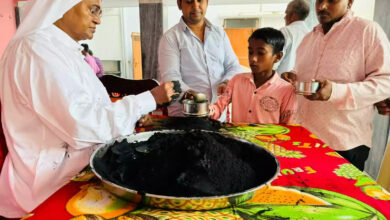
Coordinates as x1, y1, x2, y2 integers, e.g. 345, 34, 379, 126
182, 99, 209, 117
90, 130, 280, 210
294, 81, 320, 95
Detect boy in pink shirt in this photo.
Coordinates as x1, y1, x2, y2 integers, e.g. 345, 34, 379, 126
210, 28, 297, 124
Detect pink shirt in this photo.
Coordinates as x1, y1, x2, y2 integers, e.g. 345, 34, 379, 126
295, 11, 390, 151
210, 73, 297, 124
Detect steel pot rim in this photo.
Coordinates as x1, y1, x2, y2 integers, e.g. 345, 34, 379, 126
90, 129, 280, 201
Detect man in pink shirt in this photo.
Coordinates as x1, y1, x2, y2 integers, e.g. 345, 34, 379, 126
282, 0, 390, 170
210, 28, 297, 124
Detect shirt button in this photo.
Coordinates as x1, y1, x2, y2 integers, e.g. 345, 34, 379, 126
249, 110, 252, 113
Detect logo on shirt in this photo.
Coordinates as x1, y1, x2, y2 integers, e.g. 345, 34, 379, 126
260, 96, 279, 112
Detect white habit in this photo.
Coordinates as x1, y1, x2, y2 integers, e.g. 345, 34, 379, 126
0, 0, 156, 217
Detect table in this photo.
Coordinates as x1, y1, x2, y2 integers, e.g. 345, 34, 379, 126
24, 119, 390, 219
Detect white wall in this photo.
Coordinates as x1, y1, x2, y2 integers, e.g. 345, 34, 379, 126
82, 8, 123, 61
352, 0, 375, 20
122, 7, 141, 79
166, 4, 287, 30
81, 7, 141, 78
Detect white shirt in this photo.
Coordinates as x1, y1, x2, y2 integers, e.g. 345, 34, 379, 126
0, 25, 156, 218
158, 17, 241, 116
276, 21, 310, 74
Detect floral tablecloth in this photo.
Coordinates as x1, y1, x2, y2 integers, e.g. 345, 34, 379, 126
24, 121, 390, 220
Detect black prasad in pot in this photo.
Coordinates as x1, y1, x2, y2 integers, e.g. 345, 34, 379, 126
92, 130, 279, 198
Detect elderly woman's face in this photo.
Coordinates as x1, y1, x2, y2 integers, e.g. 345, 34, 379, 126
56, 0, 102, 41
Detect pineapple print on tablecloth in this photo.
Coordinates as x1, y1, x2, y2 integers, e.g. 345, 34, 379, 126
222, 124, 305, 159
334, 163, 390, 200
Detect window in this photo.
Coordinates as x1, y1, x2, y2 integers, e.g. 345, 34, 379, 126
223, 18, 260, 29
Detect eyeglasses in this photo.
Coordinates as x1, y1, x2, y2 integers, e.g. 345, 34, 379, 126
90, 5, 103, 18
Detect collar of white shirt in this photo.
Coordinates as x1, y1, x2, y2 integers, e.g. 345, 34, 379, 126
178, 16, 215, 33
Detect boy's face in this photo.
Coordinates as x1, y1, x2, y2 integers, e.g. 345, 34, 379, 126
248, 39, 281, 75
177, 0, 208, 25
315, 0, 353, 25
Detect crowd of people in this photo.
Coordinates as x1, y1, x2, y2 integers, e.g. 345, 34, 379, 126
0, 0, 389, 218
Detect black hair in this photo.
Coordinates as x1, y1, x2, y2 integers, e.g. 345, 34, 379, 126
81, 43, 89, 52
88, 49, 93, 56
249, 27, 285, 54
290, 0, 310, 20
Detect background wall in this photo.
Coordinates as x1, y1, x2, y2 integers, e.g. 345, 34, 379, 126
374, 0, 390, 36
0, 0, 16, 59
166, 4, 287, 31
84, 8, 124, 61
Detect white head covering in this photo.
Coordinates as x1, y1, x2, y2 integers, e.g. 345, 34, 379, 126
12, 0, 81, 42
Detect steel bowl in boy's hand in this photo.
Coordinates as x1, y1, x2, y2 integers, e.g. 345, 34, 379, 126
181, 91, 209, 117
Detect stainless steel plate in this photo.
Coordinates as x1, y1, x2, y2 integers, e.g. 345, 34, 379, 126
90, 130, 280, 210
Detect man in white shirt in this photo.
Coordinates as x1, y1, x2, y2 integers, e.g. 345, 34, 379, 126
276, 0, 310, 74
0, 0, 175, 218
158, 0, 242, 117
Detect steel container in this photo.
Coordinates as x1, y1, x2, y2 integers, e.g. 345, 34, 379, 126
182, 99, 209, 117
90, 130, 280, 210
294, 81, 320, 95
